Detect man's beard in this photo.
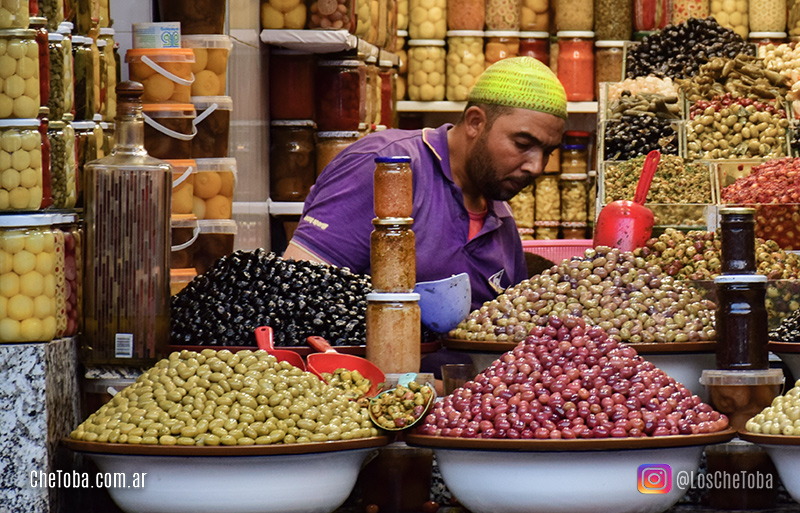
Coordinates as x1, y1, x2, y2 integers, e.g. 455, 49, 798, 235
465, 135, 532, 202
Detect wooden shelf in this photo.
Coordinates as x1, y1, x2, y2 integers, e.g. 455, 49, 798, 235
397, 101, 598, 114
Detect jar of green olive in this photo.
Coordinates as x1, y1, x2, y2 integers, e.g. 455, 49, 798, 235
47, 120, 77, 209
370, 217, 416, 292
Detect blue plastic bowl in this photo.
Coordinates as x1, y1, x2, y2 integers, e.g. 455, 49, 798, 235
414, 273, 471, 333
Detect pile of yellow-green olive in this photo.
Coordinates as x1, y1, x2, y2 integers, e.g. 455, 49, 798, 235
745, 380, 800, 435
70, 349, 379, 446
322, 367, 373, 402
369, 381, 433, 429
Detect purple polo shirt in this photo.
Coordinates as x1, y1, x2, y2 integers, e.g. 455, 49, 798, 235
290, 123, 527, 309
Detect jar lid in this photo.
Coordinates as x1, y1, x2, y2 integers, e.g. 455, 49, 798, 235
143, 103, 197, 115
29, 16, 47, 27
714, 274, 768, 284
182, 34, 233, 50
171, 215, 199, 229
595, 40, 626, 47
270, 119, 316, 128
366, 54, 378, 63
49, 120, 65, 129
166, 159, 197, 168
39, 106, 50, 118
483, 30, 520, 37
99, 28, 116, 37
48, 33, 64, 42
533, 220, 560, 227
125, 48, 196, 62
379, 59, 395, 67
397, 30, 408, 37
561, 221, 588, 227
93, 113, 103, 122
366, 292, 421, 302
565, 130, 591, 138
518, 31, 549, 38
375, 156, 411, 164
560, 173, 588, 180
588, 169, 597, 177
719, 207, 755, 215
562, 144, 587, 150
318, 59, 363, 67
0, 118, 40, 128
191, 96, 234, 111
195, 157, 238, 173
446, 30, 485, 37
556, 31, 595, 38
372, 217, 414, 226
57, 21, 73, 33
97, 39, 107, 48
198, 219, 237, 234
71, 35, 86, 44
407, 39, 446, 46
70, 120, 97, 130
317, 131, 362, 138
99, 121, 113, 130
699, 368, 784, 386
748, 32, 787, 38
0, 213, 62, 227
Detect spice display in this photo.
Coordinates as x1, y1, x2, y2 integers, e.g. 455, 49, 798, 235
746, 380, 800, 435
48, 121, 76, 209
560, 174, 588, 222
594, 0, 632, 39
634, 0, 671, 31
749, 0, 786, 32
603, 116, 679, 161
366, 293, 421, 372
370, 219, 416, 292
603, 155, 712, 207
142, 103, 196, 161
450, 246, 717, 344
672, 0, 710, 25
171, 250, 373, 347
710, 0, 748, 38
0, 121, 43, 210
261, 0, 307, 29
159, 0, 227, 34
191, 96, 232, 159
322, 368, 373, 401
316, 131, 361, 176
126, 48, 195, 104
554, 0, 593, 31
374, 156, 412, 218
407, 40, 446, 101
316, 60, 365, 131
429, 314, 729, 438
71, 348, 379, 445
484, 31, 519, 68
183, 35, 231, 97
534, 175, 560, 222
269, 120, 315, 203
193, 158, 236, 220
557, 31, 594, 101
509, 184, 534, 236
520, 0, 548, 30
594, 41, 624, 99
519, 31, 549, 65
0, 31, 41, 120
485, 0, 520, 30
408, 0, 446, 39
678, 56, 789, 103
369, 381, 432, 428
445, 31, 485, 101
625, 18, 754, 79
608, 76, 679, 100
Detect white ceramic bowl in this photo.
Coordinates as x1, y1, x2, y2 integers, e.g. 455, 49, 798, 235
406, 431, 734, 513
414, 272, 471, 333
65, 437, 387, 513
740, 432, 800, 504
770, 342, 800, 380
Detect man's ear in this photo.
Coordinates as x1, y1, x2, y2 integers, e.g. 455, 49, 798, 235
463, 105, 487, 138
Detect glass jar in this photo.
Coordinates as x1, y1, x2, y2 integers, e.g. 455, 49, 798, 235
378, 59, 396, 128
719, 206, 756, 273
40, 0, 64, 30
269, 49, 314, 121
0, 0, 30, 29
408, 0, 446, 39
0, 119, 43, 210
594, 40, 624, 100
749, 31, 787, 48
261, 0, 309, 29
386, 0, 398, 51
561, 222, 587, 238
142, 103, 196, 160
193, 158, 237, 220
520, 0, 548, 30
47, 33, 67, 120
749, 0, 786, 32
714, 274, 768, 369
560, 173, 588, 222
94, 39, 106, 120
158, 0, 225, 34
534, 174, 560, 221
167, 159, 195, 215
557, 31, 595, 102
407, 39, 446, 101
398, 0, 408, 28
396, 30, 408, 100
73, 0, 97, 34
57, 27, 73, 118
374, 155, 412, 218
72, 36, 95, 121
72, 120, 97, 207
99, 120, 112, 155
97, 0, 108, 27
47, 120, 76, 208
634, 0, 671, 30
355, 0, 374, 42
125, 48, 195, 104
448, 0, 484, 30
56, 215, 80, 337
269, 120, 316, 202
374, 0, 389, 48
445, 30, 484, 101
31, 18, 49, 111
485, 0, 519, 29
365, 56, 381, 127
98, 28, 116, 122
37, 109, 50, 209
595, 0, 632, 39
555, 0, 593, 31
712, 0, 749, 38
191, 95, 232, 159
0, 30, 40, 120
315, 59, 366, 131
791, 0, 800, 36
509, 184, 534, 235
587, 168, 597, 222
671, 0, 709, 25
366, 292, 421, 374
484, 30, 519, 68
316, 130, 362, 176
519, 31, 550, 65
370, 218, 416, 292
534, 221, 559, 239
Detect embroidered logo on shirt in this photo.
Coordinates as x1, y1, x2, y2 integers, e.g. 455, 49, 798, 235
488, 269, 505, 294
303, 215, 329, 230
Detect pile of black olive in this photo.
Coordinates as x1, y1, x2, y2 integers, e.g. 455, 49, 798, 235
603, 115, 679, 161
625, 18, 754, 79
770, 308, 800, 342
170, 250, 372, 347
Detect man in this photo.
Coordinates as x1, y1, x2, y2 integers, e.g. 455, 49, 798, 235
283, 56, 567, 310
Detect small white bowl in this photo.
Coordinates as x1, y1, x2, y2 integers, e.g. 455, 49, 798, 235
414, 272, 471, 333
65, 437, 388, 513
740, 432, 800, 504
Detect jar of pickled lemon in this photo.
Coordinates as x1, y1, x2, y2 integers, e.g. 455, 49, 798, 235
446, 30, 484, 101
484, 31, 519, 68
408, 0, 447, 39
0, 30, 41, 120
407, 39, 446, 101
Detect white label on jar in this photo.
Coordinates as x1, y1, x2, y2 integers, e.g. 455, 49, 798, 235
115, 333, 134, 358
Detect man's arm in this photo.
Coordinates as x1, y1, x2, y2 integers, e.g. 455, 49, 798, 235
282, 240, 329, 264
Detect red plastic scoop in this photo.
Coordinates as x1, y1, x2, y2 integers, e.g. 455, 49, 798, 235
306, 336, 385, 397
254, 326, 307, 370
593, 150, 661, 252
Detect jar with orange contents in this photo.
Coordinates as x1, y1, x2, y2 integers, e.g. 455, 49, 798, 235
484, 30, 519, 68
519, 31, 550, 65
556, 31, 595, 101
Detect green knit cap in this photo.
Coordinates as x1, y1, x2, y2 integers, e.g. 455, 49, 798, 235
468, 56, 568, 120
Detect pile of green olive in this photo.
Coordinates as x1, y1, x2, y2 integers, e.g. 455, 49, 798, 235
322, 368, 373, 402
70, 349, 379, 446
745, 380, 800, 436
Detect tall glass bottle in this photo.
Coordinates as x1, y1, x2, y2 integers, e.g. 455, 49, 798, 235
82, 81, 172, 366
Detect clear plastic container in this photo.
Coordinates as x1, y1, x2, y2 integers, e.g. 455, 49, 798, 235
170, 215, 198, 269
0, 119, 42, 210
408, 0, 447, 39
0, 30, 41, 120
407, 39, 446, 101
447, 0, 484, 30
560, 173, 588, 222
167, 159, 196, 215
125, 48, 195, 104
0, 214, 65, 342
557, 31, 595, 101
446, 31, 484, 101
595, 0, 632, 39
671, 0, 709, 25
269, 120, 316, 202
190, 96, 231, 159
484, 30, 519, 68
520, 0, 549, 30
535, 174, 560, 221
47, 120, 76, 209
316, 130, 361, 175
182, 35, 232, 97
269, 49, 315, 121
192, 219, 237, 274
371, 217, 416, 292
366, 292, 421, 374
519, 31, 550, 66
486, 0, 520, 29
158, 0, 227, 34
700, 368, 785, 431
749, 0, 786, 32
193, 157, 237, 220
555, 0, 593, 31
374, 155, 412, 218
315, 59, 366, 131
261, 0, 308, 29
713, 0, 749, 38
594, 40, 624, 101
142, 103, 196, 160
99, 28, 117, 122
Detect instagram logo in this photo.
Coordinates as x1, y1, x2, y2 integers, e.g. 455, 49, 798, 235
638, 464, 672, 494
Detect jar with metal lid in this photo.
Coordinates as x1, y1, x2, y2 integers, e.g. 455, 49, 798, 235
0, 30, 40, 119
378, 59, 396, 128
0, 119, 42, 210
374, 155, 412, 218
557, 31, 595, 101
408, 0, 446, 39
555, 0, 593, 31
671, 0, 709, 25
749, 31, 787, 47
269, 49, 314, 121
365, 56, 381, 127
57, 28, 73, 118
316, 130, 362, 176
484, 31, 519, 68
370, 218, 416, 292
594, 0, 632, 39
398, 0, 408, 28
561, 222, 587, 239
560, 143, 589, 174
396, 30, 408, 100
712, 0, 748, 38
407, 39, 446, 101
72, 35, 95, 121
98, 28, 117, 122
47, 120, 76, 208
31, 18, 49, 111
715, 274, 768, 369
447, 0, 484, 30
534, 220, 559, 239
269, 120, 316, 202
94, 38, 106, 120
98, 120, 111, 155
559, 172, 588, 222
634, 0, 671, 30
0, 214, 67, 342
534, 174, 560, 222
594, 40, 624, 100
315, 59, 366, 131
142, 103, 196, 160
520, 0, 548, 30
261, 0, 309, 29
509, 183, 534, 235
191, 96, 232, 159
445, 30, 484, 101
366, 292, 421, 373
486, 0, 519, 29
519, 31, 550, 65
40, 0, 64, 30
749, 0, 786, 32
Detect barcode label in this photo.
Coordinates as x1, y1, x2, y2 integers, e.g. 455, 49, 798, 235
115, 334, 134, 358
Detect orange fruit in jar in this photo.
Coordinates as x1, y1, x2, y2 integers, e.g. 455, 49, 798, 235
219, 172, 235, 197
165, 61, 192, 79
191, 48, 208, 74
144, 74, 175, 102
192, 196, 206, 219
172, 182, 194, 214
216, 73, 226, 95
129, 60, 156, 81
171, 85, 191, 103
206, 49, 228, 75
204, 195, 231, 219
194, 171, 222, 199
192, 70, 220, 97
